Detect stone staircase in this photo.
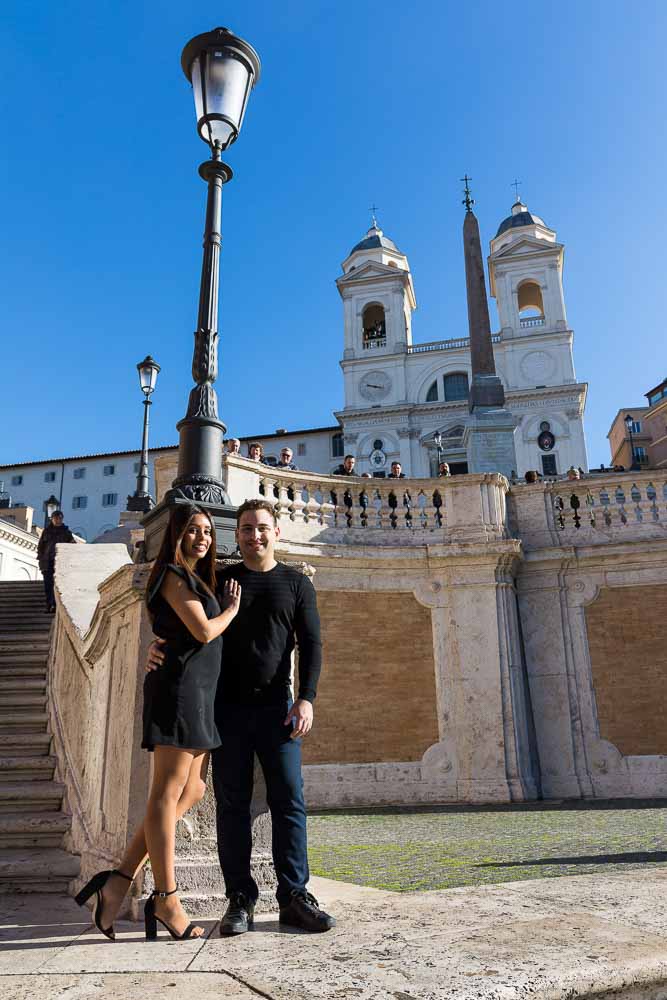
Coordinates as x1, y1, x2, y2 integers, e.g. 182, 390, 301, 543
0, 580, 80, 892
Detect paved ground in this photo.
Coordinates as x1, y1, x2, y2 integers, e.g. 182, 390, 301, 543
307, 801, 667, 891
4, 871, 667, 999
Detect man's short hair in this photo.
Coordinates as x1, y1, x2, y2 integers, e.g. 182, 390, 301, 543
391, 461, 401, 468
236, 498, 278, 525
51, 510, 64, 518
344, 454, 354, 461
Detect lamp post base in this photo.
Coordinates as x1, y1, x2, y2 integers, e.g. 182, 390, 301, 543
126, 493, 154, 514
141, 494, 238, 561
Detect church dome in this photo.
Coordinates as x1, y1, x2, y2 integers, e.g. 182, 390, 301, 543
495, 199, 547, 237
349, 221, 400, 256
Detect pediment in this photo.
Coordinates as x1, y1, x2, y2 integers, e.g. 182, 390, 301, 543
336, 260, 408, 285
491, 237, 562, 261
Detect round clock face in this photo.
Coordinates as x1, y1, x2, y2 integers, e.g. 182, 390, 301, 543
359, 371, 391, 401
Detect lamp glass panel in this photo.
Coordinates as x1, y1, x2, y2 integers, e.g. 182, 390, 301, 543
139, 363, 158, 393
202, 50, 251, 145
191, 57, 205, 126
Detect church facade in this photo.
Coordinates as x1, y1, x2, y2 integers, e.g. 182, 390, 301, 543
335, 200, 588, 478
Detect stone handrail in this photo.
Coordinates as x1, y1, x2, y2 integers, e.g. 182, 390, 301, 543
510, 470, 667, 550
224, 455, 511, 545
49, 544, 153, 904
407, 333, 501, 355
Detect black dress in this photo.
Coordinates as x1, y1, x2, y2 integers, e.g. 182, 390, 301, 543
142, 563, 223, 752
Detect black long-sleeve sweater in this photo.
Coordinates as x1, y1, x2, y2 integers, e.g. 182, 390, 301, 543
215, 562, 322, 706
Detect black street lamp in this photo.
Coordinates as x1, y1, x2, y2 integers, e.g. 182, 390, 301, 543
143, 27, 260, 558
624, 413, 639, 471
433, 431, 443, 471
127, 355, 161, 513
43, 494, 59, 526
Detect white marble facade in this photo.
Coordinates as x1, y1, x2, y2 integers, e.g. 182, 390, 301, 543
335, 201, 588, 479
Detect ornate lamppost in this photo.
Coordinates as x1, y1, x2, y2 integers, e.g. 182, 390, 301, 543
433, 431, 443, 472
624, 413, 639, 471
143, 26, 261, 558
127, 355, 161, 513
43, 494, 59, 526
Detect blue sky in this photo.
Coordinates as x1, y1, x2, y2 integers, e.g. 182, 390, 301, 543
2, 0, 665, 469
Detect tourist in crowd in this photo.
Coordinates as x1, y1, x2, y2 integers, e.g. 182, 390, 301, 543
567, 466, 581, 481
361, 472, 372, 478
275, 447, 298, 471
225, 438, 241, 455
388, 461, 406, 479
438, 462, 451, 478
74, 505, 241, 942
247, 441, 265, 462
524, 470, 538, 483
333, 454, 357, 476
37, 510, 75, 613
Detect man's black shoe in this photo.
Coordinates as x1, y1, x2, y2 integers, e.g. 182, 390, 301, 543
220, 891, 255, 936
279, 890, 336, 932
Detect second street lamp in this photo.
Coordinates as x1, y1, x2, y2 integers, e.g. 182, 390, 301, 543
433, 431, 443, 470
127, 355, 161, 513
624, 413, 639, 472
143, 27, 260, 559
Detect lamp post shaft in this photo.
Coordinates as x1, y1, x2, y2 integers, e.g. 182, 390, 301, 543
137, 398, 152, 496
170, 158, 233, 505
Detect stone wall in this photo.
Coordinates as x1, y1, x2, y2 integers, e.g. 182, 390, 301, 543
585, 584, 667, 756
304, 591, 438, 765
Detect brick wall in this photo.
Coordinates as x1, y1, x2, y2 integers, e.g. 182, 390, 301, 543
302, 591, 439, 765
585, 585, 667, 755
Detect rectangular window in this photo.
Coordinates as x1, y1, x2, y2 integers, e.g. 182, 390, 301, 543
72, 496, 88, 509
297, 443, 306, 457
44, 471, 56, 482
332, 433, 344, 458
103, 465, 115, 476
102, 493, 118, 507
634, 446, 647, 461
631, 420, 641, 434
10, 475, 23, 486
541, 455, 557, 476
73, 467, 86, 480
443, 373, 469, 402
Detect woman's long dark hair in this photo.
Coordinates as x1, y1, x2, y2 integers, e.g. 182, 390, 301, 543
145, 504, 217, 614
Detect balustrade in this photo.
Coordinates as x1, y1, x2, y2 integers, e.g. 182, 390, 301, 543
549, 474, 667, 533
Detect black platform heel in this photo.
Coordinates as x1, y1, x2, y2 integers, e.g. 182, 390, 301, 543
144, 887, 201, 941
74, 868, 133, 941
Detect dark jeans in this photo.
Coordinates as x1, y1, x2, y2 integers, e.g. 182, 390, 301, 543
43, 566, 55, 609
211, 701, 309, 906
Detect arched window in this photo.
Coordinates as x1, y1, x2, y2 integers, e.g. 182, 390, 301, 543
443, 372, 469, 401
517, 280, 544, 318
332, 432, 344, 458
362, 304, 386, 349
426, 379, 438, 402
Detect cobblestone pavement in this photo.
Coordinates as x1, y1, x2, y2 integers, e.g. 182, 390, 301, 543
307, 799, 667, 891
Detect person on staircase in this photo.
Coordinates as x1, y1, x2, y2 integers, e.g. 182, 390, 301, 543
74, 504, 241, 942
37, 510, 74, 613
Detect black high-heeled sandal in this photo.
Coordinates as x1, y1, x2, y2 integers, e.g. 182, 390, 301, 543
74, 868, 133, 941
144, 887, 202, 941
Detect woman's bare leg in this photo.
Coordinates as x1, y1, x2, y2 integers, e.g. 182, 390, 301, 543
100, 752, 209, 931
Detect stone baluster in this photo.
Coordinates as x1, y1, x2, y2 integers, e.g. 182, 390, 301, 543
276, 480, 291, 522
289, 482, 307, 523
318, 483, 336, 528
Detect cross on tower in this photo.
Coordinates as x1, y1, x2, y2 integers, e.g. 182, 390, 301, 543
461, 174, 474, 212
511, 178, 522, 202
369, 203, 379, 227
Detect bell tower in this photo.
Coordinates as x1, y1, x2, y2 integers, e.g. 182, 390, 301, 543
488, 198, 567, 337
336, 216, 416, 362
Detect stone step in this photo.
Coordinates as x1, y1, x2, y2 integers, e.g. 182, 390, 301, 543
0, 733, 51, 756
0, 638, 51, 653
0, 693, 47, 709
0, 811, 69, 847
0, 678, 46, 693
0, 665, 47, 678
0, 710, 49, 733
0, 781, 65, 813
0, 756, 56, 780
0, 649, 49, 663
0, 622, 52, 634
0, 847, 80, 893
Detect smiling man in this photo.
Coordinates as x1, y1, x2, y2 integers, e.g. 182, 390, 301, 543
148, 498, 334, 936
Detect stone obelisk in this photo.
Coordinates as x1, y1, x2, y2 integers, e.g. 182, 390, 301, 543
460, 176, 518, 479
